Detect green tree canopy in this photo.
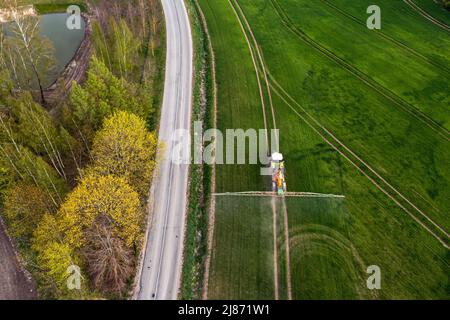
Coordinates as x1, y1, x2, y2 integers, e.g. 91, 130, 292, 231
69, 57, 151, 136
0, 144, 68, 205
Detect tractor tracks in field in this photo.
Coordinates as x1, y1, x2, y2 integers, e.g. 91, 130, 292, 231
231, 0, 450, 249
267, 0, 450, 247
270, 198, 280, 300
281, 199, 293, 300
403, 0, 450, 32
320, 0, 450, 73
269, 0, 450, 142
227, 0, 279, 299
228, 0, 293, 300
226, 0, 271, 148
268, 75, 450, 249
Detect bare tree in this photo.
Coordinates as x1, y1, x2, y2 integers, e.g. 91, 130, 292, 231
149, 0, 162, 57
82, 216, 134, 296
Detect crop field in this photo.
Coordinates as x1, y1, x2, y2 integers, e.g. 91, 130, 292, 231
208, 194, 371, 300
207, 195, 275, 299
200, 0, 450, 299
279, 197, 376, 300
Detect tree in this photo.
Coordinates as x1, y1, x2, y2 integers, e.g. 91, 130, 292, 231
0, 69, 13, 99
0, 144, 68, 208
89, 111, 157, 197
91, 1, 148, 79
440, 0, 450, 10
34, 240, 84, 298
149, 0, 162, 57
0, 0, 56, 103
32, 213, 84, 299
32, 213, 60, 253
3, 182, 50, 240
109, 18, 140, 79
58, 174, 143, 249
82, 216, 134, 296
33, 175, 142, 298
1, 91, 73, 179
69, 57, 148, 135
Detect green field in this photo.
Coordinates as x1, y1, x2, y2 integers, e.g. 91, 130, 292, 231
208, 195, 275, 299
282, 197, 380, 300
200, 0, 450, 299
208, 195, 372, 300
409, 0, 450, 25
13, 0, 88, 13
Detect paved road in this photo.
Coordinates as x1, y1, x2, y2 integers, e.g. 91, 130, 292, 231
137, 0, 193, 300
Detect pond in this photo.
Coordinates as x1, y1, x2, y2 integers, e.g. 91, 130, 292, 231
2, 13, 86, 87
39, 13, 86, 85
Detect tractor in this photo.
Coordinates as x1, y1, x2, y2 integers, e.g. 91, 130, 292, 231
271, 152, 287, 196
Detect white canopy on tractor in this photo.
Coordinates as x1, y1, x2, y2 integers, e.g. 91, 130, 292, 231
271, 152, 283, 161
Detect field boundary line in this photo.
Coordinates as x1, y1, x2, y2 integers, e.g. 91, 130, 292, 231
213, 191, 346, 198
269, 0, 450, 141
320, 0, 450, 73
269, 82, 450, 249
403, 0, 450, 32
194, 0, 217, 301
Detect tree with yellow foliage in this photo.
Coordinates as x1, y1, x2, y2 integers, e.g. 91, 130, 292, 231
3, 182, 51, 240
58, 174, 142, 248
33, 174, 142, 298
89, 111, 157, 198
32, 214, 84, 299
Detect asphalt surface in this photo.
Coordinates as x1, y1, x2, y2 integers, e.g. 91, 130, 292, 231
137, 0, 193, 300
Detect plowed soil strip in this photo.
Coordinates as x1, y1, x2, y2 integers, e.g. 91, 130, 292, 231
0, 218, 36, 300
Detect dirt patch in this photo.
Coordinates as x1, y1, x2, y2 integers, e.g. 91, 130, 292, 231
0, 218, 36, 300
